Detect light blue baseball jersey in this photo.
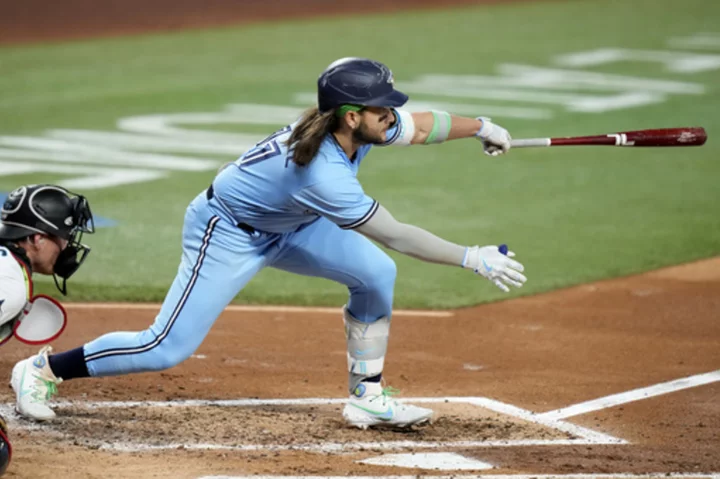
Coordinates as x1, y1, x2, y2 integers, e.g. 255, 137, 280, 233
211, 111, 405, 234
82, 112, 409, 377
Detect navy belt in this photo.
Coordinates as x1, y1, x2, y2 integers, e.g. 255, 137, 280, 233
206, 185, 257, 235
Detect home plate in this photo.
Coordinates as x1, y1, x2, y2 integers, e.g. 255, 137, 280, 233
358, 452, 493, 470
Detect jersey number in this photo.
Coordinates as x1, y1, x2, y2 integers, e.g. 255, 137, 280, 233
239, 126, 291, 167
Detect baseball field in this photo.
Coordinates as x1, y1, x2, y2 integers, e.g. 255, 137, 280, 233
0, 0, 719, 477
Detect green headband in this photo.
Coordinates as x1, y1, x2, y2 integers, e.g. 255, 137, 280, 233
335, 104, 364, 118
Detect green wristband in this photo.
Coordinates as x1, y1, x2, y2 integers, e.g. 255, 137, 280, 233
424, 111, 452, 144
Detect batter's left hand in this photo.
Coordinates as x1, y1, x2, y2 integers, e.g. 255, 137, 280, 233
462, 244, 526, 292
475, 117, 512, 156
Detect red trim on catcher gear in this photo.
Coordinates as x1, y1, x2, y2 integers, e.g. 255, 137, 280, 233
13, 294, 67, 346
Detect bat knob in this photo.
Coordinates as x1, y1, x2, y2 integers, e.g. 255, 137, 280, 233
499, 244, 508, 255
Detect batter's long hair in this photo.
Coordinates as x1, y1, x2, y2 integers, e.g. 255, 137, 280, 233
286, 107, 338, 167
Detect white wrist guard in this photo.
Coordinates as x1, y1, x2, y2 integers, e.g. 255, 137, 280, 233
462, 246, 479, 270
387, 109, 415, 146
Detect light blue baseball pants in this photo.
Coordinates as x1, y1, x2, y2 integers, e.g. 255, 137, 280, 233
82, 191, 396, 376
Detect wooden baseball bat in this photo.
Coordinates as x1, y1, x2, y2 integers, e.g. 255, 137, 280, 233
511, 127, 707, 148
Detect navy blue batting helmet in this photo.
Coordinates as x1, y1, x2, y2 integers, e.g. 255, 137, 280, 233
317, 57, 409, 113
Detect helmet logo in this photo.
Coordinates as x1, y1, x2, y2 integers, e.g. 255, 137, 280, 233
64, 216, 74, 226
2, 186, 26, 215
8, 187, 25, 200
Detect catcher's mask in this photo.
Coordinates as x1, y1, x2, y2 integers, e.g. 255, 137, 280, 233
0, 184, 95, 295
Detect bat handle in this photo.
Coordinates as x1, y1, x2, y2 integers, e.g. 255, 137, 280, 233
510, 138, 551, 148
498, 244, 508, 255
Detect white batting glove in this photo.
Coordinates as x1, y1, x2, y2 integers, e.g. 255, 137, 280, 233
462, 244, 526, 292
475, 117, 512, 156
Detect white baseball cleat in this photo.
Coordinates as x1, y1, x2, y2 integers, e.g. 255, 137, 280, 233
11, 346, 62, 421
343, 384, 433, 429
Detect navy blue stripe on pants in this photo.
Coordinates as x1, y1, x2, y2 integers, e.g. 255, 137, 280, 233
84, 216, 220, 363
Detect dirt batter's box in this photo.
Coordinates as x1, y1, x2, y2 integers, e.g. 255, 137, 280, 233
1, 396, 624, 455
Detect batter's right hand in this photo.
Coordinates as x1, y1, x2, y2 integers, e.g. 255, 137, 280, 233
462, 245, 526, 292
475, 117, 512, 156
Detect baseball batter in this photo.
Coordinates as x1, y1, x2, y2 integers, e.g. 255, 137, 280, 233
12, 58, 526, 428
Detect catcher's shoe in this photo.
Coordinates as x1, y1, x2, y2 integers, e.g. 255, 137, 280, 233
11, 346, 62, 421
343, 383, 433, 429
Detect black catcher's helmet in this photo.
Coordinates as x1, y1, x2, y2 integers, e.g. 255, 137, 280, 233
0, 185, 95, 295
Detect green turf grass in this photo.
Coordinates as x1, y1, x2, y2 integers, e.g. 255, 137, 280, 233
1, 0, 718, 308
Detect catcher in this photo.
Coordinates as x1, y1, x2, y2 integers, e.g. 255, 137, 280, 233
0, 183, 95, 475
0, 184, 95, 346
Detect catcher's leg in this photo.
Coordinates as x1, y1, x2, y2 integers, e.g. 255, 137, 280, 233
271, 218, 432, 428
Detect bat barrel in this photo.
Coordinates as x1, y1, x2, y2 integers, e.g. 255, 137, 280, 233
622, 127, 707, 147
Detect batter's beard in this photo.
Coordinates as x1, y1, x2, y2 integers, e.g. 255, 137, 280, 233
352, 124, 385, 145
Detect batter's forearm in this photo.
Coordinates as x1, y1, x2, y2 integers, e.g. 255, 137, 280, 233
410, 112, 483, 144
448, 115, 484, 140
384, 223, 467, 266
356, 204, 466, 267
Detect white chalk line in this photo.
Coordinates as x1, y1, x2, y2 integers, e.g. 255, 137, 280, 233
6, 368, 715, 456
8, 368, 719, 453
464, 397, 625, 445
63, 302, 453, 318
198, 474, 720, 479
538, 369, 720, 421
102, 438, 594, 454
0, 396, 623, 452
